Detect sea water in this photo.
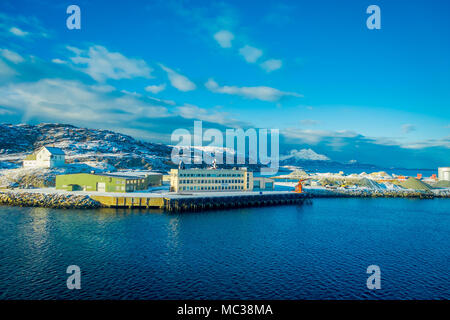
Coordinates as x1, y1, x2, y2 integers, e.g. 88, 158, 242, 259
0, 198, 449, 299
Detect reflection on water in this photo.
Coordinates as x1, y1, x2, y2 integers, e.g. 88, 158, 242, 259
0, 198, 449, 299
30, 207, 49, 240
167, 217, 180, 253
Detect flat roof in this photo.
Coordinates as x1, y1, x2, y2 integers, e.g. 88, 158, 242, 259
105, 171, 163, 177
173, 168, 247, 172
58, 172, 162, 180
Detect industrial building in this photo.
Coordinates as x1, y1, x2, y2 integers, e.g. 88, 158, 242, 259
438, 167, 450, 181
169, 168, 274, 193
56, 172, 162, 193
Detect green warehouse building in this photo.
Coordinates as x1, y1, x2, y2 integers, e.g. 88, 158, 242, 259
55, 172, 162, 193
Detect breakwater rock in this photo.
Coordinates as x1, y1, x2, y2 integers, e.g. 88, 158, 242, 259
308, 188, 449, 199
0, 192, 101, 209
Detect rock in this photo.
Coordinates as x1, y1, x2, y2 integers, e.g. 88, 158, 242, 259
0, 191, 101, 209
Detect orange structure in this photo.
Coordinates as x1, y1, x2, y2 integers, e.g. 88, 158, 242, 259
416, 173, 422, 180
295, 179, 310, 193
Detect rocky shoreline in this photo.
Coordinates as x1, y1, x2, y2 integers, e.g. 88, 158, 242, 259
0, 191, 101, 209
0, 189, 448, 210
308, 188, 450, 199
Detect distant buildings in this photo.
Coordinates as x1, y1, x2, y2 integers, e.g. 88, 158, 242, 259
169, 168, 274, 193
23, 146, 65, 168
56, 172, 162, 193
438, 167, 450, 181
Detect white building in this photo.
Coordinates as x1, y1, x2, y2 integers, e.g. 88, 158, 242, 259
23, 146, 66, 168
438, 167, 450, 181
169, 168, 274, 193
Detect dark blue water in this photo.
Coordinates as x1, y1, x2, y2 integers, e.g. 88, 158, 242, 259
0, 198, 449, 300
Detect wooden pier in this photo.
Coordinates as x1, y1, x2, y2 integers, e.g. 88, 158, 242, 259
90, 192, 310, 212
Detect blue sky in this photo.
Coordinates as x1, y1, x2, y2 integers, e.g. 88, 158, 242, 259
0, 0, 449, 168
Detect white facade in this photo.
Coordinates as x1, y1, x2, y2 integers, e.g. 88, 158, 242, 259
438, 167, 450, 181
23, 146, 66, 168
170, 168, 252, 193
169, 168, 275, 193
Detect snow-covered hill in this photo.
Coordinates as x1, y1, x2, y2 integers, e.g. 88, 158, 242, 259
281, 148, 330, 161
0, 123, 172, 171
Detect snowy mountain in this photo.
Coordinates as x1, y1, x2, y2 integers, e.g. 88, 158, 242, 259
281, 148, 330, 161
279, 149, 380, 174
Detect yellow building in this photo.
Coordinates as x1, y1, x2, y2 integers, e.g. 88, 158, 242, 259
169, 168, 274, 193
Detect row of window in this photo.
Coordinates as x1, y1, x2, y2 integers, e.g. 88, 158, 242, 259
114, 179, 146, 185
179, 173, 244, 178
179, 185, 243, 191
179, 179, 244, 184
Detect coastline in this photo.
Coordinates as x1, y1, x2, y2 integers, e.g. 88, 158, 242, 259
1, 187, 449, 210
0, 191, 101, 209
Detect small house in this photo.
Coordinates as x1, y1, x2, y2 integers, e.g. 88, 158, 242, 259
23, 146, 66, 168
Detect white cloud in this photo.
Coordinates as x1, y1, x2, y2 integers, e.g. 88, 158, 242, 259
9, 26, 28, 37
402, 124, 416, 134
400, 137, 450, 149
205, 78, 302, 102
0, 48, 24, 64
260, 59, 282, 72
0, 79, 169, 124
213, 30, 234, 48
0, 59, 17, 78
67, 45, 153, 82
282, 128, 359, 145
239, 45, 263, 63
176, 104, 235, 125
159, 64, 196, 92
145, 83, 166, 94
51, 58, 67, 64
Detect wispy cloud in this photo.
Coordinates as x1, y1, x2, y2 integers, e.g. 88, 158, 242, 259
9, 26, 28, 37
159, 64, 196, 92
176, 104, 241, 126
145, 83, 166, 94
205, 78, 302, 102
239, 45, 262, 63
260, 59, 282, 72
0, 13, 49, 39
213, 30, 234, 48
51, 58, 67, 64
400, 137, 450, 149
0, 78, 169, 124
402, 123, 416, 134
0, 48, 24, 63
282, 128, 359, 145
67, 45, 153, 82
0, 59, 17, 78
